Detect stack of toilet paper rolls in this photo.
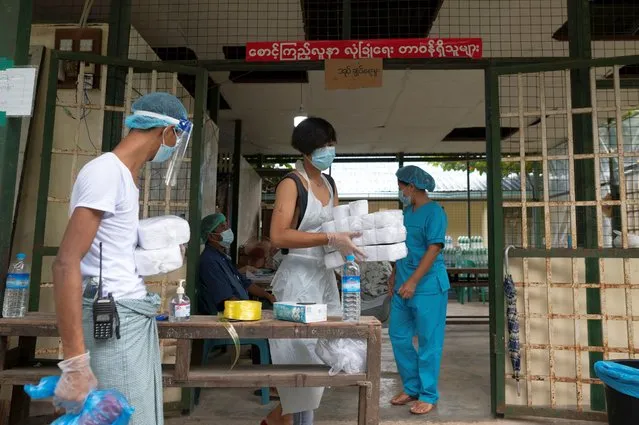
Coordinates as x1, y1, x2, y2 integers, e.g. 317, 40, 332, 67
322, 200, 408, 269
134, 215, 190, 276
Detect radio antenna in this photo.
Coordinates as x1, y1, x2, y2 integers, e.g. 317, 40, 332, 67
98, 242, 103, 298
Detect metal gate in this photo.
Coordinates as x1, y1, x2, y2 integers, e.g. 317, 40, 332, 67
486, 55, 639, 421
29, 51, 209, 379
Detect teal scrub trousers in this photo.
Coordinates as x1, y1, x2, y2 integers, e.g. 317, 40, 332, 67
389, 290, 448, 404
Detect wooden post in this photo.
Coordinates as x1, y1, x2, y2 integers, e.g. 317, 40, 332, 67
175, 339, 193, 382
359, 323, 381, 425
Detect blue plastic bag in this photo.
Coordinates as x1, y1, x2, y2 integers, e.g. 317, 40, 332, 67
25, 375, 134, 425
595, 360, 639, 399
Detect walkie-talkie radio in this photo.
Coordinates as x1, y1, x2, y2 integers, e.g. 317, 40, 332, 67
93, 242, 120, 340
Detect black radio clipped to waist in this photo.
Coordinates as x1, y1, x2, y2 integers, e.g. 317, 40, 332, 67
92, 243, 120, 340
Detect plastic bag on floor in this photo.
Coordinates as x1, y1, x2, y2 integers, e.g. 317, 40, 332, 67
25, 376, 134, 425
595, 360, 639, 398
315, 338, 367, 376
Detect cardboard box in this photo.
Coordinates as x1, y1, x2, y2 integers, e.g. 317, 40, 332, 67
273, 302, 328, 323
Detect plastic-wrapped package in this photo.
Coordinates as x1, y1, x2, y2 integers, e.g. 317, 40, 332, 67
332, 205, 350, 222
376, 225, 407, 244
357, 246, 377, 261
348, 200, 369, 217
373, 211, 395, 228
315, 338, 367, 376
334, 218, 350, 232
134, 245, 183, 276
24, 376, 134, 425
348, 216, 364, 232
361, 214, 376, 230
377, 243, 408, 262
612, 230, 639, 248
137, 215, 190, 250
361, 229, 377, 246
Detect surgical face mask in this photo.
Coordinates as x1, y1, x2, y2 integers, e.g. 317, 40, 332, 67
399, 189, 412, 207
150, 127, 177, 163
310, 146, 336, 171
219, 229, 234, 248
133, 110, 193, 186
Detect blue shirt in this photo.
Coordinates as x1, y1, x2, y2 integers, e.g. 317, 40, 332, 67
198, 245, 251, 314
396, 201, 450, 295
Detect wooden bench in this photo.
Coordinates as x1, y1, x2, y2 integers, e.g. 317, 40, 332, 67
0, 313, 382, 425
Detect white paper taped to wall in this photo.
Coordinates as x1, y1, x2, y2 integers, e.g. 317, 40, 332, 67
0, 67, 37, 117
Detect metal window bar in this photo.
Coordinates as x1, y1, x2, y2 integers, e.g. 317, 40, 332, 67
612, 65, 636, 360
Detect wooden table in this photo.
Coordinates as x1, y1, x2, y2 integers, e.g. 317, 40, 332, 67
447, 267, 490, 288
0, 313, 382, 425
446, 267, 490, 325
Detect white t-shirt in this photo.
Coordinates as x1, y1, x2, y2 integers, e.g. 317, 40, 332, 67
69, 152, 146, 300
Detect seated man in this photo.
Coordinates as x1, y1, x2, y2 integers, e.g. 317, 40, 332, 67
199, 213, 276, 314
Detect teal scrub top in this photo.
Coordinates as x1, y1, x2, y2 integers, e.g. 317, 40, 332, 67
396, 201, 450, 295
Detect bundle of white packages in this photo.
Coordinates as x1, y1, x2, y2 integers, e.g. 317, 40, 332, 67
322, 221, 337, 233
324, 251, 345, 269
388, 209, 403, 220
360, 245, 379, 262
373, 211, 396, 229
376, 225, 407, 245
138, 215, 190, 250
348, 215, 364, 232
134, 245, 184, 276
361, 214, 376, 230
333, 205, 350, 222
335, 218, 350, 232
361, 229, 377, 246
377, 243, 408, 262
348, 200, 369, 217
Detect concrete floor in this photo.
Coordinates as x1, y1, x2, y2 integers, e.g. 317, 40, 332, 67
169, 301, 603, 425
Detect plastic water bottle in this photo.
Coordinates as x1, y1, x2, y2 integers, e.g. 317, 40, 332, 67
2, 253, 30, 318
169, 279, 190, 322
342, 255, 361, 322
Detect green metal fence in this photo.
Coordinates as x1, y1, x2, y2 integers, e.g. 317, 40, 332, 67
488, 54, 639, 421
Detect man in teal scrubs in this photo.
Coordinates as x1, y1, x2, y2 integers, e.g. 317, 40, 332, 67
389, 165, 450, 415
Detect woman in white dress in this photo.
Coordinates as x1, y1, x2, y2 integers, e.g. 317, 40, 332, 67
263, 117, 363, 425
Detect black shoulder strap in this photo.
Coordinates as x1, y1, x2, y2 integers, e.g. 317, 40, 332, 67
324, 173, 337, 196
278, 172, 308, 255
277, 172, 335, 256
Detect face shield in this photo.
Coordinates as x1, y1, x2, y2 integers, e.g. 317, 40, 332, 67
133, 110, 193, 186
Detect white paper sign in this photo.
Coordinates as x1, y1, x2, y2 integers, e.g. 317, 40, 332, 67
0, 67, 37, 117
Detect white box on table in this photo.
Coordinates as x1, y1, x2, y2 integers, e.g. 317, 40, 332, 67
273, 302, 328, 323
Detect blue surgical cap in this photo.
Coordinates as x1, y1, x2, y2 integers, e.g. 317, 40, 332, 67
124, 92, 188, 130
396, 165, 436, 192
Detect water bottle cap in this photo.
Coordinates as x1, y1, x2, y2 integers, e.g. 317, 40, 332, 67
346, 254, 355, 262
16, 253, 26, 261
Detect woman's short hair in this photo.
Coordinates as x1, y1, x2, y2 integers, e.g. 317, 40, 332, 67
291, 117, 337, 155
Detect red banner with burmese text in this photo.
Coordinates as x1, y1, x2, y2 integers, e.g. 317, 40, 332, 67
245, 38, 483, 62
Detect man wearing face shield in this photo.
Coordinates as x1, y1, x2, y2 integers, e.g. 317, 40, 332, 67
51, 92, 192, 425
198, 213, 276, 315
388, 165, 450, 416
264, 117, 364, 425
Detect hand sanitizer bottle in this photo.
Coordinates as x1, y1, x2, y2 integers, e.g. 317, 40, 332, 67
169, 279, 190, 322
